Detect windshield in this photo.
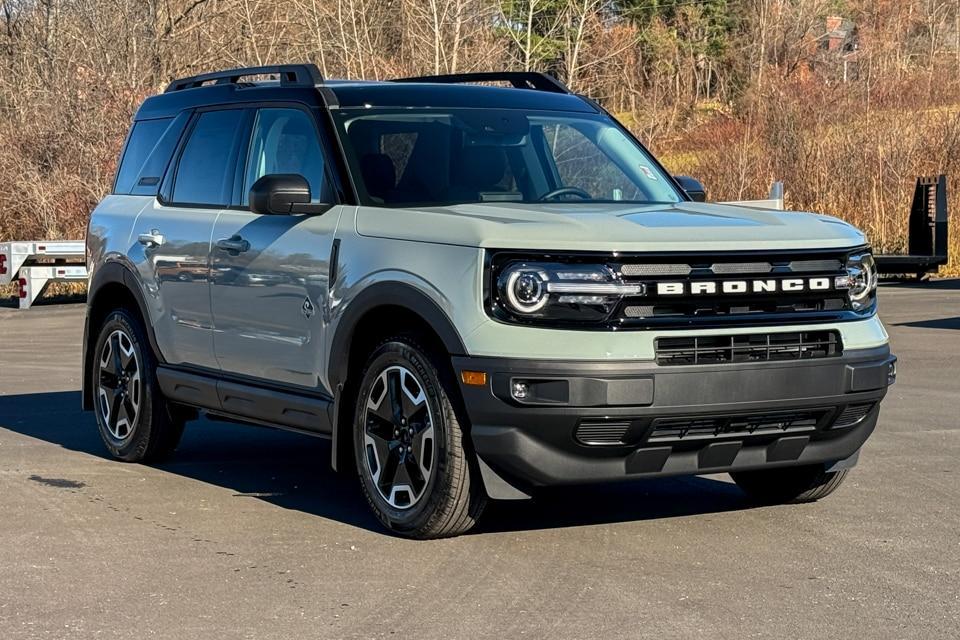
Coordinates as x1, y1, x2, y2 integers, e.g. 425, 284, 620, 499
334, 108, 683, 207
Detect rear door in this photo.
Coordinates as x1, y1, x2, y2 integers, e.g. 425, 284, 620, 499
210, 105, 344, 389
133, 107, 249, 369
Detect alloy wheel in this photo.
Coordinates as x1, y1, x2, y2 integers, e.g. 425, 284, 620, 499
363, 365, 436, 509
97, 329, 142, 442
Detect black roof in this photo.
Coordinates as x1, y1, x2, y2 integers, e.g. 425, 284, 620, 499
135, 84, 324, 120
135, 67, 597, 120
325, 82, 595, 113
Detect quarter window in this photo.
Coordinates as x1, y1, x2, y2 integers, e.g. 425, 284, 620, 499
172, 109, 245, 206
114, 118, 171, 194
244, 108, 330, 204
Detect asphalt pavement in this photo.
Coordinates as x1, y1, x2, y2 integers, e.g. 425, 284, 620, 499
0, 281, 958, 639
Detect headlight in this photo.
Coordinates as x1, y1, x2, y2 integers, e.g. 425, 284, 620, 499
835, 252, 878, 311
495, 261, 644, 323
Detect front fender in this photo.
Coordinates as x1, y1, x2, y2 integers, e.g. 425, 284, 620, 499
327, 278, 467, 392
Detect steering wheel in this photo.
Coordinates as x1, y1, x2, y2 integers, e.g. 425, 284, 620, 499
538, 186, 592, 201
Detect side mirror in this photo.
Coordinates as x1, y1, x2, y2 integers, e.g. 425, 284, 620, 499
249, 174, 328, 215
674, 175, 707, 202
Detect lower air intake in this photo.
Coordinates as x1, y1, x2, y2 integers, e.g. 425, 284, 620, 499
655, 330, 842, 365
832, 403, 875, 429
648, 410, 825, 443
576, 419, 632, 445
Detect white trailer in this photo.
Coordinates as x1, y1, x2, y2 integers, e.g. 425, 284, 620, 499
0, 240, 87, 309
723, 182, 785, 210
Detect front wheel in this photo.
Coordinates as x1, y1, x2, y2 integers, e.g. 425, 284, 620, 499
353, 337, 486, 538
731, 465, 850, 504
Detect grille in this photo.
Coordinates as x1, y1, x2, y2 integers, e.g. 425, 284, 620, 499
575, 419, 632, 445
648, 410, 824, 443
832, 403, 875, 428
788, 259, 844, 272
619, 259, 843, 277
712, 261, 773, 274
621, 263, 692, 277
655, 331, 842, 365
613, 250, 852, 327
623, 297, 846, 319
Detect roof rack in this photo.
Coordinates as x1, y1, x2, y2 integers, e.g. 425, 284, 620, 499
393, 71, 570, 94
164, 64, 324, 93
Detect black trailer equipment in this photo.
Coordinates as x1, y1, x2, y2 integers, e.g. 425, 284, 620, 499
875, 175, 949, 278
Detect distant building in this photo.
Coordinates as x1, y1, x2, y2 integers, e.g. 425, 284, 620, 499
818, 16, 860, 82
823, 16, 858, 54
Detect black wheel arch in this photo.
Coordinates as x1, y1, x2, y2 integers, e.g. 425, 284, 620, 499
82, 261, 163, 411
327, 281, 468, 472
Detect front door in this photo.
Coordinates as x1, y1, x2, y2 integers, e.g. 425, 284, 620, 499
210, 106, 343, 389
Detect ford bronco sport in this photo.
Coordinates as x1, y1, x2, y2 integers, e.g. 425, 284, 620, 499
83, 65, 896, 538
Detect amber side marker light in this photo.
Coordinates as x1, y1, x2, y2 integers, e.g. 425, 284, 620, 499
460, 370, 488, 386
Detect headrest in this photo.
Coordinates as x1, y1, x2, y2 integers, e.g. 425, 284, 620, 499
454, 146, 507, 189
360, 153, 396, 199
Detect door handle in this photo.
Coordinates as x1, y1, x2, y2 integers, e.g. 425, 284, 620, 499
216, 235, 250, 255
138, 230, 164, 248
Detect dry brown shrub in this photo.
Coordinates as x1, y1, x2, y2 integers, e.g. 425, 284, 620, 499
0, 0, 957, 276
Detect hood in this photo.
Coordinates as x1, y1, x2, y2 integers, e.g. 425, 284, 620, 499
355, 201, 867, 252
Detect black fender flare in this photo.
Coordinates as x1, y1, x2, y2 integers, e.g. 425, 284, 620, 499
82, 260, 163, 410
327, 281, 467, 471
327, 281, 467, 392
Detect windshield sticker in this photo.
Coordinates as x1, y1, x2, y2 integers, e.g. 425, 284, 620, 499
638, 165, 658, 181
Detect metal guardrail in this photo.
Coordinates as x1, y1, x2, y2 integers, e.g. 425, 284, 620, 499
0, 241, 87, 309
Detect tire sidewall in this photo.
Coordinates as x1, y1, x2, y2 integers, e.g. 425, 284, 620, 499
92, 309, 158, 461
353, 340, 452, 532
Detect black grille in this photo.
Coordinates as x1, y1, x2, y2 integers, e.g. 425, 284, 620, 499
620, 259, 843, 277
649, 410, 825, 443
832, 403, 875, 428
613, 249, 855, 328
622, 296, 847, 320
655, 330, 842, 366
575, 419, 632, 445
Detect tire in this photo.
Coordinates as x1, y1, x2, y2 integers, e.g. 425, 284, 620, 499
353, 337, 486, 538
730, 465, 850, 504
92, 308, 185, 462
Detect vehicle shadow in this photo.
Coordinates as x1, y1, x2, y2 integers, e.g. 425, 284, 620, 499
881, 277, 960, 291
0, 390, 757, 537
892, 316, 960, 330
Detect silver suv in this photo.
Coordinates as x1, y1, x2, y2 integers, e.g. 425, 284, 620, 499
83, 65, 896, 538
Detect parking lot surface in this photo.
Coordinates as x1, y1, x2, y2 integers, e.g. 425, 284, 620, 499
1, 281, 958, 639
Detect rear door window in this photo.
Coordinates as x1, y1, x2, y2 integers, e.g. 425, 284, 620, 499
172, 109, 246, 206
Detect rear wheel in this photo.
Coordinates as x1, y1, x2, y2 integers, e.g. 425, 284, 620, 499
731, 465, 850, 504
353, 337, 486, 538
93, 308, 184, 462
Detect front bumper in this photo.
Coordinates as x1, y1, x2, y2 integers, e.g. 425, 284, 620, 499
453, 345, 895, 492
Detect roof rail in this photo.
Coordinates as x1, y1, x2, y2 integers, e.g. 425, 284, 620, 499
164, 64, 324, 93
393, 71, 570, 94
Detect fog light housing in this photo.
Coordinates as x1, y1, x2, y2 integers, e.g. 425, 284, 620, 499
511, 380, 529, 400
887, 359, 897, 385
